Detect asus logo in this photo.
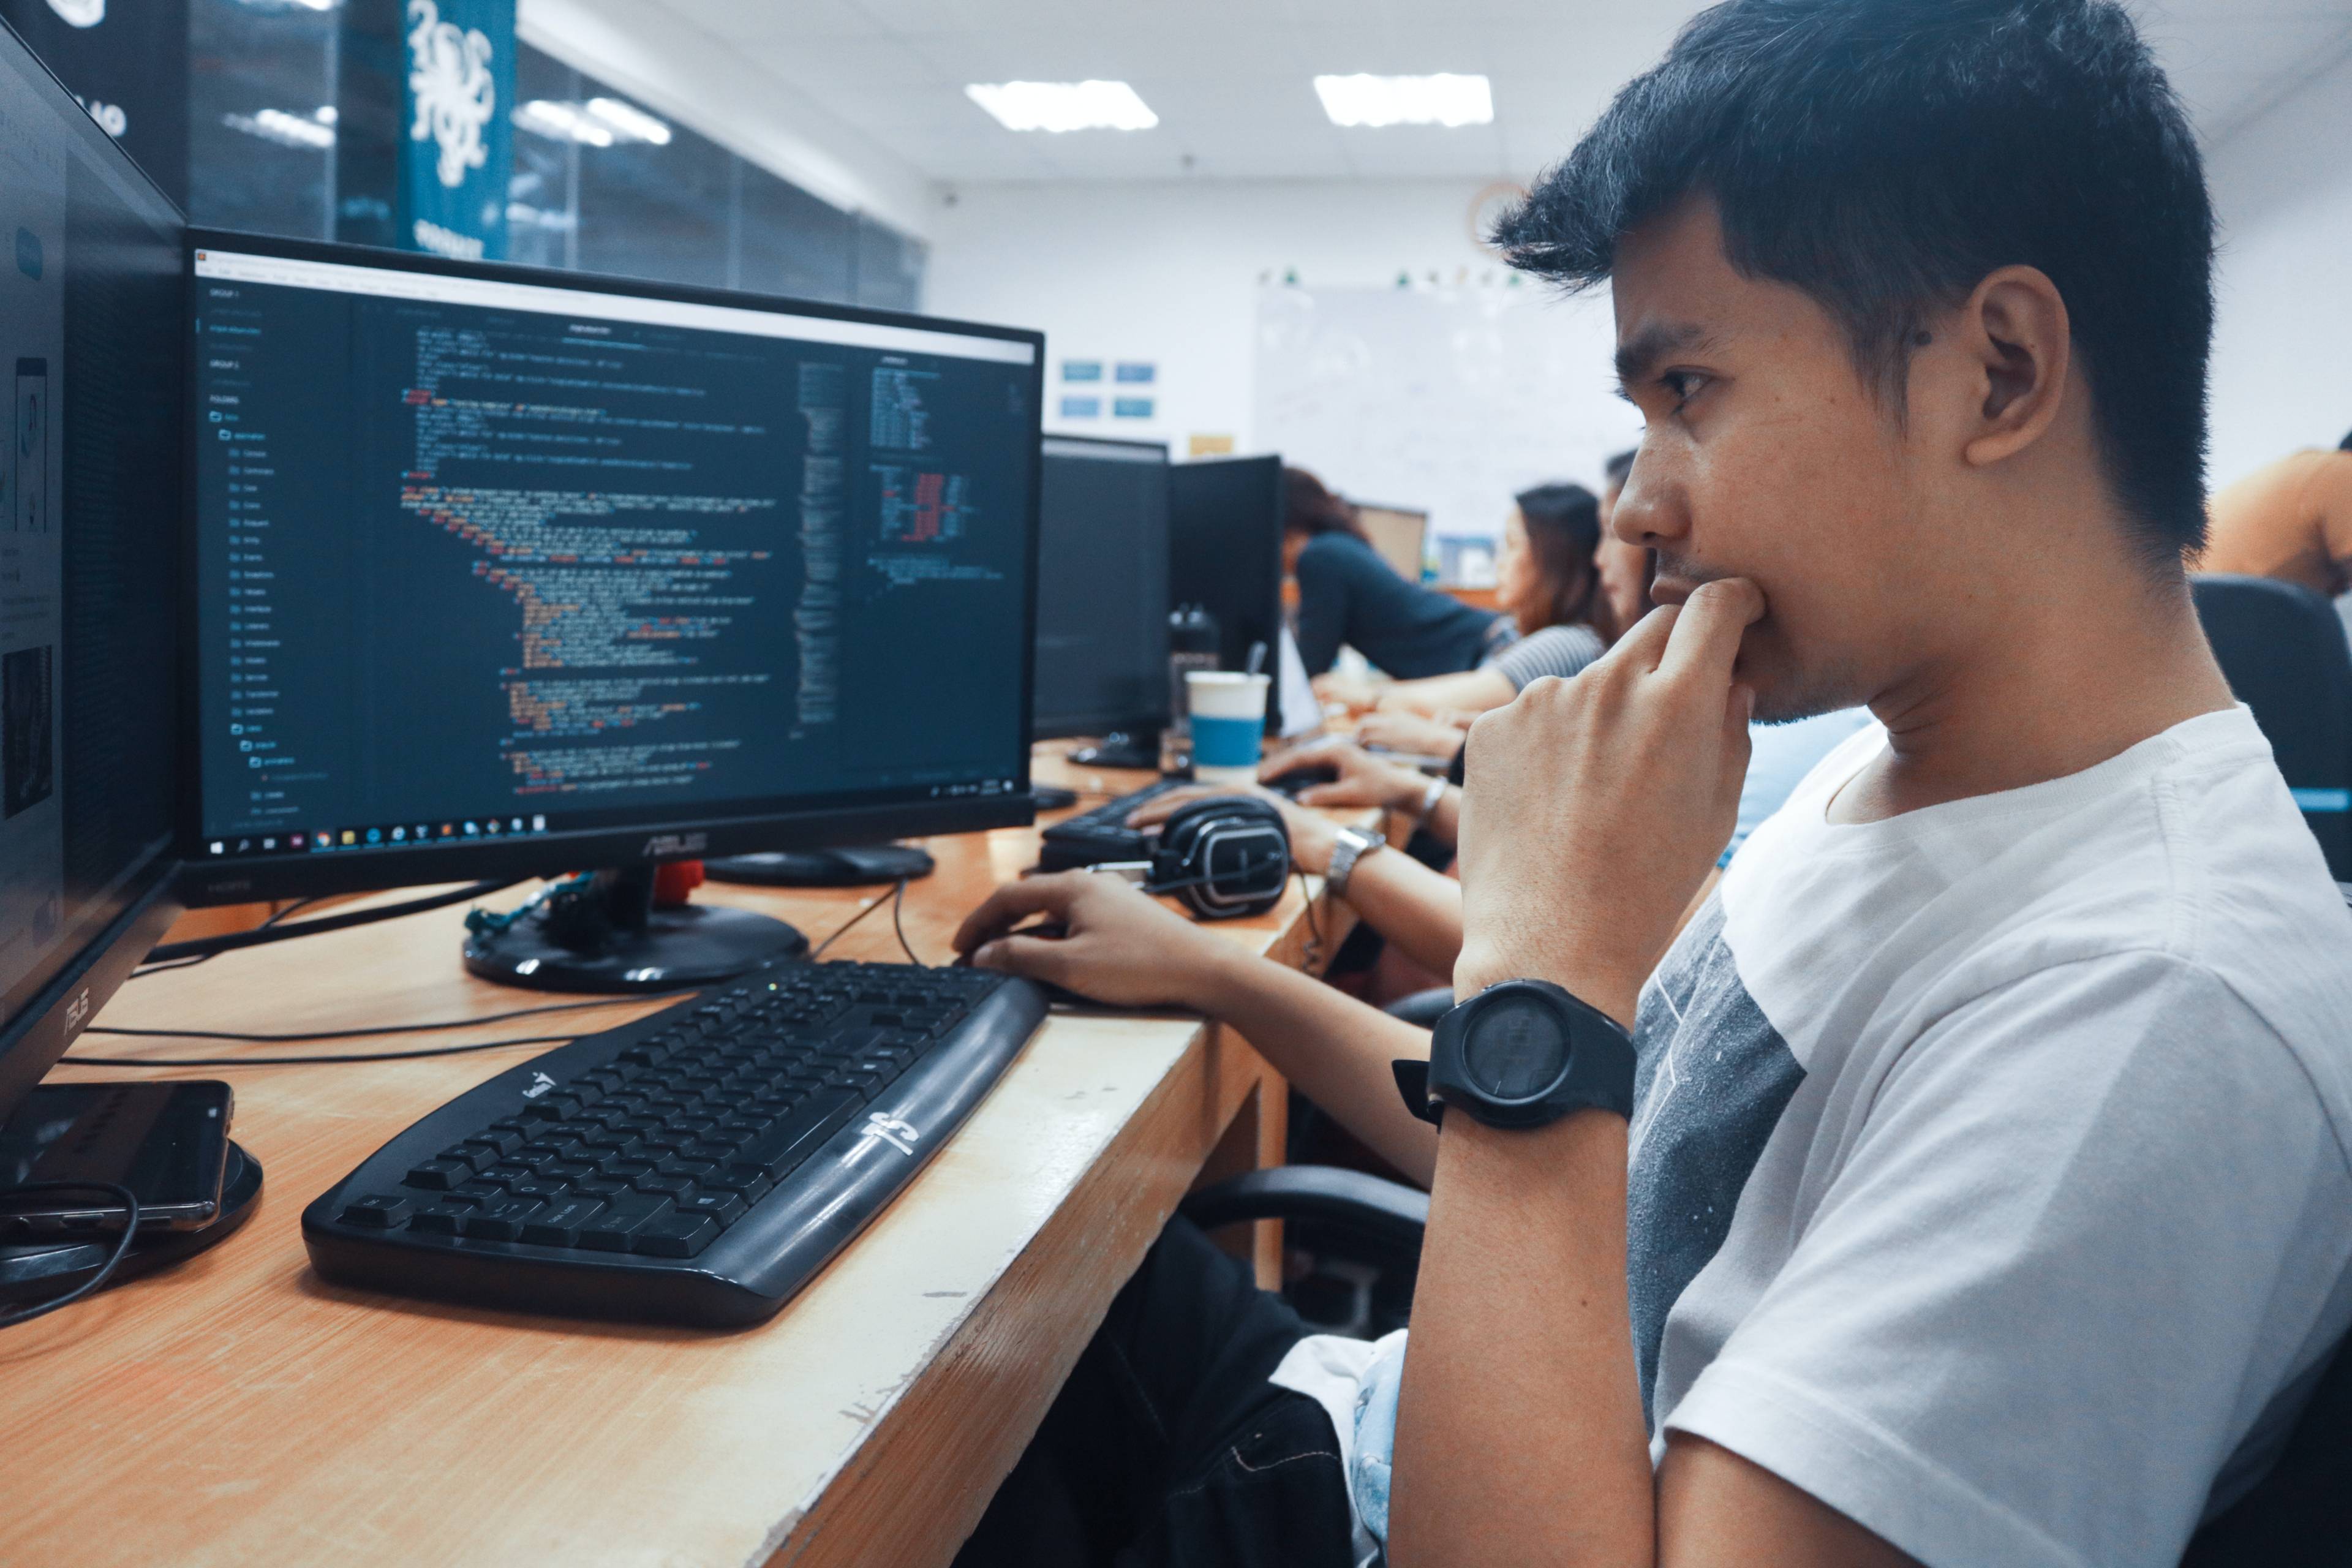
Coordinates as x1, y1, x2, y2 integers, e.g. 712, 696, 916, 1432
643, 832, 707, 858
208, 878, 254, 894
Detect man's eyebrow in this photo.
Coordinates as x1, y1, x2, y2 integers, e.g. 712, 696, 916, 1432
1614, 320, 1716, 391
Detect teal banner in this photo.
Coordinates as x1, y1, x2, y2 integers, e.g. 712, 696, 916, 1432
397, 0, 512, 261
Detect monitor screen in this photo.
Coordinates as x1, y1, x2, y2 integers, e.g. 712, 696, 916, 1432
1167, 454, 1283, 682
0, 17, 187, 1114
182, 235, 1042, 903
1034, 435, 1169, 739
1354, 503, 1428, 585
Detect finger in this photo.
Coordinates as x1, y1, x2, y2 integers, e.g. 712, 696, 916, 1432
1125, 785, 1219, 827
1655, 578, 1766, 688
952, 875, 1080, 954
971, 933, 1076, 987
1296, 782, 1371, 808
1257, 736, 1339, 780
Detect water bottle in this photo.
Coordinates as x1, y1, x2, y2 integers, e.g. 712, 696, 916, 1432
1161, 605, 1222, 777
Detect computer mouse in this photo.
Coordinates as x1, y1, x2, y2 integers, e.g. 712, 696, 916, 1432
1263, 761, 1340, 797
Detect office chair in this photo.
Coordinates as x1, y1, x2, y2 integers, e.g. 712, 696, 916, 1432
2191, 573, 2352, 880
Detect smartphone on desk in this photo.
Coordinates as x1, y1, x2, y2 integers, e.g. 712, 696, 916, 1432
0, 1080, 233, 1233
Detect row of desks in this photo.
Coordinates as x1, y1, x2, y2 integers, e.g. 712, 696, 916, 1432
0, 748, 1371, 1568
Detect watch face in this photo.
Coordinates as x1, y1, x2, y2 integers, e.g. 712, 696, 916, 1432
1463, 992, 1570, 1099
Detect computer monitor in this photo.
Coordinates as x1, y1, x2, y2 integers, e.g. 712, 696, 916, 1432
1167, 455, 1283, 688
1033, 434, 1170, 744
1354, 503, 1428, 584
0, 16, 188, 1119
179, 233, 1043, 989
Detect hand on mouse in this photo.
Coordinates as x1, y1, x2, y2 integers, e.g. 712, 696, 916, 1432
1454, 577, 1763, 1027
952, 870, 1236, 1009
1260, 739, 1434, 815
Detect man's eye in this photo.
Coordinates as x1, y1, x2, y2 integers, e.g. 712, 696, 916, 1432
1662, 371, 1708, 405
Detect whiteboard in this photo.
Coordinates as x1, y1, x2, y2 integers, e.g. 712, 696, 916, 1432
1251, 282, 1641, 548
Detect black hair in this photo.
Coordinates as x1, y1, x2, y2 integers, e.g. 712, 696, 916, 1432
1510, 482, 1612, 639
1281, 466, 1365, 540
2339, 429, 2352, 453
1603, 449, 1637, 488
1493, 0, 2215, 564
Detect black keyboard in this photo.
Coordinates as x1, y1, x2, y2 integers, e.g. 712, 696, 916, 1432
302, 961, 1048, 1327
1037, 778, 1185, 872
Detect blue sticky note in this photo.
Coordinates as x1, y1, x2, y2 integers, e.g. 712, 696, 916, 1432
1114, 361, 1155, 383
1061, 361, 1102, 382
1113, 398, 1153, 419
1060, 396, 1101, 418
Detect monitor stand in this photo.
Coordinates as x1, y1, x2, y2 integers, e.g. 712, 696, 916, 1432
462, 864, 808, 993
705, 844, 937, 888
0, 1139, 264, 1308
1066, 731, 1159, 771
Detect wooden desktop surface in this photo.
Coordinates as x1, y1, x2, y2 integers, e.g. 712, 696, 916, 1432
0, 748, 1368, 1568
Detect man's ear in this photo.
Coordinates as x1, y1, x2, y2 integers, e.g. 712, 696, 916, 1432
1954, 265, 2072, 468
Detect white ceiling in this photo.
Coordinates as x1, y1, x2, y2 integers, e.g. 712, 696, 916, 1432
624, 0, 2352, 187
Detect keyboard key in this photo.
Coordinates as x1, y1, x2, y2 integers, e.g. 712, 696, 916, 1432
739, 1089, 862, 1177
633, 1172, 695, 1199
340, 1194, 413, 1229
519, 1198, 607, 1247
402, 1157, 473, 1192
461, 1197, 546, 1241
676, 1188, 747, 1226
630, 1212, 720, 1258
576, 1193, 672, 1251
409, 1199, 477, 1235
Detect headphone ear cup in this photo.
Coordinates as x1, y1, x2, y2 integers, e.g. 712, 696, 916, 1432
1150, 796, 1292, 919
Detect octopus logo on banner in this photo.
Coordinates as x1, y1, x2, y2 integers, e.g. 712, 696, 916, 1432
399, 0, 512, 262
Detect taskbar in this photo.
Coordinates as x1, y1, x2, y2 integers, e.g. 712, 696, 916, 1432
202, 812, 551, 858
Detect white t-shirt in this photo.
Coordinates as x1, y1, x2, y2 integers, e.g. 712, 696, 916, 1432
1275, 704, 2352, 1566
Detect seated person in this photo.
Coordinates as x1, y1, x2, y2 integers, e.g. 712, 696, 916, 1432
952, 4, 2352, 1566
1338, 482, 1623, 758
2198, 432, 2352, 597
1287, 466, 1507, 680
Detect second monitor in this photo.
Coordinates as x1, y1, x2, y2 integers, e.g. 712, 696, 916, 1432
1035, 434, 1170, 771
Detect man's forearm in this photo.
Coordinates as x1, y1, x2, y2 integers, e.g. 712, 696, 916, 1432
1387, 1114, 1654, 1568
1342, 850, 1465, 976
1192, 944, 1441, 1185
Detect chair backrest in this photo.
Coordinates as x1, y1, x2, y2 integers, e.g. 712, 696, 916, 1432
2190, 573, 2352, 879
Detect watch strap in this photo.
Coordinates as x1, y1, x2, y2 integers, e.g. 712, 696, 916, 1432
1325, 824, 1385, 898
1392, 1058, 1442, 1126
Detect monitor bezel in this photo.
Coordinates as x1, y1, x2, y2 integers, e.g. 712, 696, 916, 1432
176, 228, 1045, 908
1033, 433, 1172, 741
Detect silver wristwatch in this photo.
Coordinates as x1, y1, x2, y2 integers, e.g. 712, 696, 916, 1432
1412, 774, 1448, 821
1325, 824, 1387, 897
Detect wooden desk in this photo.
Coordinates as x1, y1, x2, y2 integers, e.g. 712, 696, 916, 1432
0, 750, 1367, 1568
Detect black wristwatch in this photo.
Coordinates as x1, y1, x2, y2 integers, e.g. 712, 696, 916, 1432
1394, 979, 1635, 1129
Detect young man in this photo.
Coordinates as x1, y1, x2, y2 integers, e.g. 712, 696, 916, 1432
954, 3, 2352, 1564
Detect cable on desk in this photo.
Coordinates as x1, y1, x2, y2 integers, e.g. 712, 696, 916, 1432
0, 1182, 140, 1329
80, 992, 690, 1045
810, 878, 909, 960
891, 876, 927, 967
128, 895, 323, 979
67, 1035, 581, 1069
141, 880, 521, 967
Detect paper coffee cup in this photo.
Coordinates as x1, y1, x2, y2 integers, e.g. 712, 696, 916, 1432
1186, 671, 1272, 785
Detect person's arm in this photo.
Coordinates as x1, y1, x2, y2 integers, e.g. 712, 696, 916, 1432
2311, 451, 2352, 597
1386, 580, 1917, 1568
954, 873, 1441, 1185
1292, 540, 1348, 677
1374, 666, 1520, 721
1355, 709, 1471, 763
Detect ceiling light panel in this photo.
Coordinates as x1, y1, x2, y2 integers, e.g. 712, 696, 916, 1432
965, 80, 1158, 133
1313, 72, 1494, 128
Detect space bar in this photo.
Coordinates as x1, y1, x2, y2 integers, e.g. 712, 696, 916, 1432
739, 1090, 863, 1179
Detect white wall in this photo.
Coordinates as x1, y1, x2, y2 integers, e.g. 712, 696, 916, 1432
2207, 53, 2352, 488
925, 179, 1610, 468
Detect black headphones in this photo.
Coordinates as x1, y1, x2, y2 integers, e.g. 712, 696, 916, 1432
1139, 796, 1292, 920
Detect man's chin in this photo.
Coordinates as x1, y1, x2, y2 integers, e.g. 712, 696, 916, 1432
1740, 650, 1869, 727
